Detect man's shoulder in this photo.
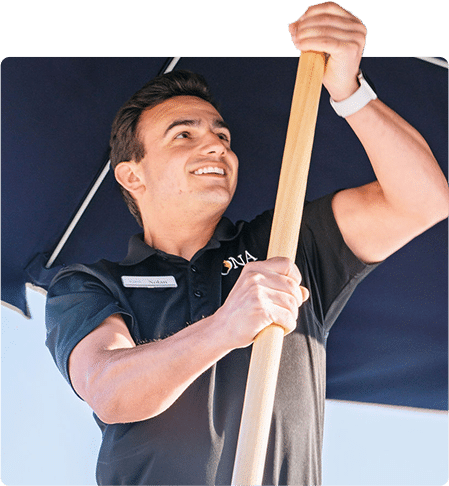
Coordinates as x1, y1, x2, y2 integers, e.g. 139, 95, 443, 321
48, 233, 152, 290
48, 258, 123, 296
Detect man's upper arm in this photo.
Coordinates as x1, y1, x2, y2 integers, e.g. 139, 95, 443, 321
68, 313, 135, 403
45, 264, 134, 393
332, 181, 430, 264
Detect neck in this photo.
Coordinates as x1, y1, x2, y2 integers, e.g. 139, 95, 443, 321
143, 210, 223, 261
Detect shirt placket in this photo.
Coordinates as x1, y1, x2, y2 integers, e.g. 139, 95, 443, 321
188, 249, 223, 323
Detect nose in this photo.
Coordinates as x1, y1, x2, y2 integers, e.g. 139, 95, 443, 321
201, 131, 228, 156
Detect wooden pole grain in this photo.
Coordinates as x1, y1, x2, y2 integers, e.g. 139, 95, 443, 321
231, 52, 326, 486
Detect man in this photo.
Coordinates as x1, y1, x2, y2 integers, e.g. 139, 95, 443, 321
45, 3, 449, 485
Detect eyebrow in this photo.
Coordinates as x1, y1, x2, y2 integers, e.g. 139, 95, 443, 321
164, 118, 231, 137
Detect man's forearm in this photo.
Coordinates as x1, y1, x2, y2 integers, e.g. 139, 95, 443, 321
346, 98, 449, 223
331, 96, 449, 263
85, 314, 232, 424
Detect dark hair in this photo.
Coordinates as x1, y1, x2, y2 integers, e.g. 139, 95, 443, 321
110, 70, 218, 227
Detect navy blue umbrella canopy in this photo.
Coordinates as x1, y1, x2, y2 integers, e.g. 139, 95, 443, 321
2, 57, 447, 410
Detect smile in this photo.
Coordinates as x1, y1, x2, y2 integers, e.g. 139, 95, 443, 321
193, 166, 225, 176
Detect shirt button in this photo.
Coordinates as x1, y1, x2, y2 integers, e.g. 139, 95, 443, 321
194, 290, 203, 298
191, 265, 198, 273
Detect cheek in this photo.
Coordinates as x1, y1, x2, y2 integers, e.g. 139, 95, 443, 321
230, 149, 239, 169
148, 163, 189, 197
230, 153, 239, 185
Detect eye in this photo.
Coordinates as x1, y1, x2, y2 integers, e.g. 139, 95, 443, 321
217, 132, 230, 143
175, 131, 190, 139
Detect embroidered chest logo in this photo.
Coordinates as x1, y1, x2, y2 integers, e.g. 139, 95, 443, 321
222, 250, 258, 276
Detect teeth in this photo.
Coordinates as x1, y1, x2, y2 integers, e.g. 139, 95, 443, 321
194, 166, 225, 175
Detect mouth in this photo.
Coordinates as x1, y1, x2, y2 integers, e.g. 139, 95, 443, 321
192, 166, 226, 176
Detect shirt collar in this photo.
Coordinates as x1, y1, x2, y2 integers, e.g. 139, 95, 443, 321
119, 216, 242, 266
119, 233, 156, 266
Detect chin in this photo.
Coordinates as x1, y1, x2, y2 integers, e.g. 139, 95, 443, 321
196, 191, 233, 215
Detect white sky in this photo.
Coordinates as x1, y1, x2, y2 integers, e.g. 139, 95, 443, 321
2, 288, 447, 485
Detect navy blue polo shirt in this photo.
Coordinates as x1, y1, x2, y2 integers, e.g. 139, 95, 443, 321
46, 193, 378, 485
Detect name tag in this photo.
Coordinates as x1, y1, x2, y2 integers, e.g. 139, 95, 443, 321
121, 276, 178, 289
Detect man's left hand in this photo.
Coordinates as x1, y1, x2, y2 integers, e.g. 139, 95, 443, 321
289, 2, 366, 102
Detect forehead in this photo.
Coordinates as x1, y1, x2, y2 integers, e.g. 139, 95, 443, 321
139, 95, 223, 135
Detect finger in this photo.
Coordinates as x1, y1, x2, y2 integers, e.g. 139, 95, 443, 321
271, 286, 309, 337
300, 285, 310, 303
265, 257, 303, 284
280, 316, 298, 336
241, 259, 306, 310
290, 11, 363, 28
260, 259, 306, 308
262, 278, 308, 316
290, 15, 366, 52
245, 258, 302, 288
294, 19, 366, 41
299, 2, 361, 24
285, 279, 308, 308
267, 304, 298, 336
294, 35, 364, 60
290, 2, 365, 44
278, 282, 309, 310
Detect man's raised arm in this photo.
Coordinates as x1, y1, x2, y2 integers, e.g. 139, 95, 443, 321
289, 2, 449, 263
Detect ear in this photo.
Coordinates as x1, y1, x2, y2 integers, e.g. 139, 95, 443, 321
114, 161, 145, 196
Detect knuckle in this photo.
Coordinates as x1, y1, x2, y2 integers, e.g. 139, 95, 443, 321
353, 30, 366, 44
241, 260, 258, 273
348, 39, 364, 56
284, 316, 297, 335
280, 256, 295, 270
287, 293, 300, 312
288, 262, 302, 284
286, 278, 301, 299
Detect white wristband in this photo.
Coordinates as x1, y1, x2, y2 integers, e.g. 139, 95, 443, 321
330, 71, 377, 118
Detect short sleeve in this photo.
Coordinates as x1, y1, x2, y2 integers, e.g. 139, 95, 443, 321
298, 192, 381, 332
45, 264, 132, 394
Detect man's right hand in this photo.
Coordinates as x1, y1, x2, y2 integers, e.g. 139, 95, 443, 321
215, 257, 309, 349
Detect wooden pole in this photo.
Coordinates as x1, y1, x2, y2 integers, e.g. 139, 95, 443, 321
231, 52, 326, 486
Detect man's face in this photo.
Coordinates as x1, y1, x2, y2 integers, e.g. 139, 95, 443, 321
135, 95, 239, 224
